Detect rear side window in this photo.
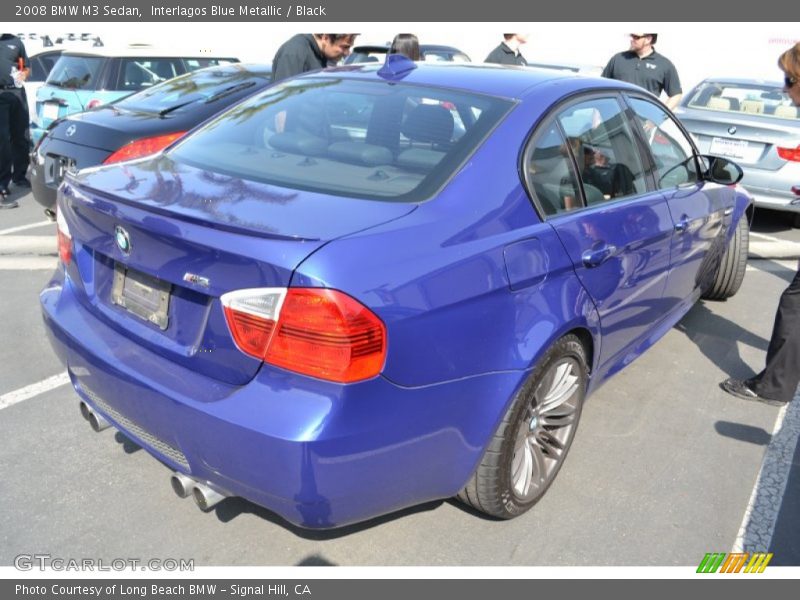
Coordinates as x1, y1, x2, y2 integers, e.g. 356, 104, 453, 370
524, 121, 583, 216
555, 97, 647, 204
169, 77, 512, 202
115, 58, 185, 91
46, 55, 104, 90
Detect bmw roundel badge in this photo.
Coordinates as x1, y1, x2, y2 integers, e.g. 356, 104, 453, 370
114, 225, 131, 255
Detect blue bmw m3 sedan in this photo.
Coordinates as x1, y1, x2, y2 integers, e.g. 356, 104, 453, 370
41, 58, 752, 528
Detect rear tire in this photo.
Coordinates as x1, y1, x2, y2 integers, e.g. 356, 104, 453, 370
457, 334, 587, 519
702, 215, 749, 300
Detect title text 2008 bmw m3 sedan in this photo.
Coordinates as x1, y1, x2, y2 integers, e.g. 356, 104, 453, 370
41, 58, 751, 528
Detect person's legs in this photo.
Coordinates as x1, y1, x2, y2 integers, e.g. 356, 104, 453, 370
749, 269, 800, 402
0, 94, 13, 191
9, 90, 29, 185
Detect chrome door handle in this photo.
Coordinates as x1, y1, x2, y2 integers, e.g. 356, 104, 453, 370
581, 245, 617, 268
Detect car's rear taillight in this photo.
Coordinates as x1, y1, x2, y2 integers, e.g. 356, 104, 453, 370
221, 288, 386, 383
56, 207, 72, 265
777, 145, 800, 162
102, 131, 187, 165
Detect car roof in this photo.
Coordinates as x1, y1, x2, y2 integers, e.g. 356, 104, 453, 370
60, 45, 237, 59
352, 44, 466, 53
303, 62, 626, 100
695, 77, 785, 88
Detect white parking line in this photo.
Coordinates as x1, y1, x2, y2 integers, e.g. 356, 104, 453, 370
0, 220, 54, 236
732, 388, 800, 553
749, 231, 785, 242
0, 372, 71, 411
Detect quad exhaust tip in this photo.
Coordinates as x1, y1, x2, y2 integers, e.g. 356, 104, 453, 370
192, 482, 227, 511
170, 472, 195, 499
171, 472, 228, 511
79, 400, 110, 432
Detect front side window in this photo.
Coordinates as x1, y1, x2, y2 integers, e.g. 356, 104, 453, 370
555, 97, 647, 204
169, 77, 512, 202
628, 97, 699, 189
46, 55, 104, 90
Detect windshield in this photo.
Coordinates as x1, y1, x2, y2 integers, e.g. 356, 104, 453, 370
46, 55, 103, 89
685, 81, 799, 120
117, 66, 264, 114
170, 77, 512, 202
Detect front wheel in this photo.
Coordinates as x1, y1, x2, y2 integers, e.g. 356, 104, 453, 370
457, 334, 587, 519
702, 215, 749, 300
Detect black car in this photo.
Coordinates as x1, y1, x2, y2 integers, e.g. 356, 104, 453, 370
343, 44, 471, 64
31, 63, 272, 215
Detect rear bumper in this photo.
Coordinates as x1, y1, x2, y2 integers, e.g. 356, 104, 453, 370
40, 269, 524, 529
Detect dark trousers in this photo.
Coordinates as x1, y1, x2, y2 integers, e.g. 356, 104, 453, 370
751, 266, 800, 402
0, 88, 29, 189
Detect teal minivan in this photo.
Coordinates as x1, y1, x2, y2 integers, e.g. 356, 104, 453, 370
31, 45, 238, 144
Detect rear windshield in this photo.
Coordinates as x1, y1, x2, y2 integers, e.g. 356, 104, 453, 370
169, 77, 512, 202
685, 81, 800, 120
46, 55, 104, 89
117, 66, 262, 113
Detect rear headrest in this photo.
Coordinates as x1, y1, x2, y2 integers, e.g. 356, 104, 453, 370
401, 104, 454, 145
775, 105, 799, 119
707, 97, 731, 111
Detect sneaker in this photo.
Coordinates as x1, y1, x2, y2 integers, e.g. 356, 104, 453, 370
720, 378, 786, 407
12, 178, 30, 188
0, 196, 19, 209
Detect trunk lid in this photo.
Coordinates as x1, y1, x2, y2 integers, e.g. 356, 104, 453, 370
59, 155, 416, 386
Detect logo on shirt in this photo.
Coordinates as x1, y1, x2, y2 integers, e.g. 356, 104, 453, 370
646, 63, 657, 70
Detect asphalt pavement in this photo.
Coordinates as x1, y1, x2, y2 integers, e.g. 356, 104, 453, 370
0, 190, 798, 567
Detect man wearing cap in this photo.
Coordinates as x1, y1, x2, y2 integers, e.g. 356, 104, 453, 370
602, 33, 683, 110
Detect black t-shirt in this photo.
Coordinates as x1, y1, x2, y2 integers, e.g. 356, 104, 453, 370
601, 50, 681, 97
272, 34, 327, 82
485, 42, 527, 66
0, 34, 29, 88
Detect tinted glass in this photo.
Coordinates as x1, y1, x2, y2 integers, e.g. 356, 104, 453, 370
685, 80, 799, 120
524, 121, 583, 216
629, 97, 699, 189
556, 97, 647, 204
170, 77, 512, 202
46, 55, 104, 89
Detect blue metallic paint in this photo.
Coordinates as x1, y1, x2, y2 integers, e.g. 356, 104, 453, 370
40, 64, 751, 528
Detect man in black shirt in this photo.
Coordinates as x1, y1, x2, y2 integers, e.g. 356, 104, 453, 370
602, 33, 683, 110
272, 34, 357, 82
0, 32, 30, 208
485, 34, 528, 66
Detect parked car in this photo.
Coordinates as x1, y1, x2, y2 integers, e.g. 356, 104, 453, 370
30, 45, 239, 144
675, 77, 800, 226
41, 60, 751, 529
22, 33, 104, 129
30, 63, 273, 216
344, 43, 470, 64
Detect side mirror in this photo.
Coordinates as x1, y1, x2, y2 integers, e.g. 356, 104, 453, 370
700, 154, 744, 185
